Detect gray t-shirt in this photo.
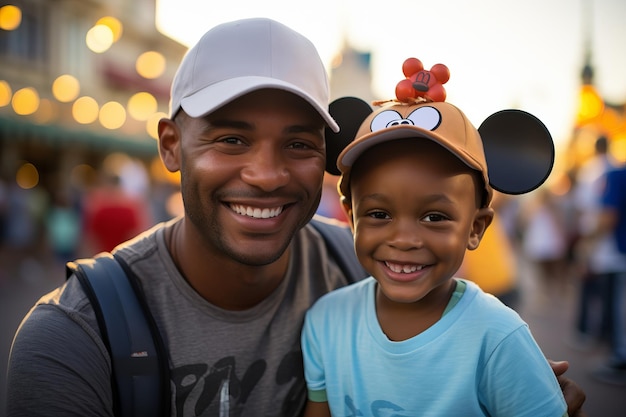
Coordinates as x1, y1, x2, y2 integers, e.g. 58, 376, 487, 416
6, 218, 351, 417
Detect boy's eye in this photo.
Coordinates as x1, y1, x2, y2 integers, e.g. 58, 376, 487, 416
423, 213, 448, 222
368, 211, 390, 220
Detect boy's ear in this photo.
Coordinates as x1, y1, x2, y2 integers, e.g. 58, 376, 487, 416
158, 118, 182, 173
325, 97, 372, 175
340, 196, 355, 230
467, 207, 495, 251
479, 110, 554, 195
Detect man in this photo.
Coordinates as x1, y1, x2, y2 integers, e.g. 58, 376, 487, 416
6, 17, 586, 416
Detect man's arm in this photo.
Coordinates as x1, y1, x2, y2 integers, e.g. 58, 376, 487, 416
6, 305, 114, 417
549, 360, 587, 417
302, 400, 331, 417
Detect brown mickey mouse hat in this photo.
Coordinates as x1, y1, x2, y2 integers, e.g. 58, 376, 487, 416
324, 59, 555, 202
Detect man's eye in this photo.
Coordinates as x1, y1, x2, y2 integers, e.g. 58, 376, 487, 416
287, 141, 312, 150
219, 136, 244, 145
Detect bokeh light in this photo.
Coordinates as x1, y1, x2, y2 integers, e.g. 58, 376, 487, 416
99, 101, 126, 129
146, 111, 167, 139
52, 74, 80, 103
150, 156, 180, 185
0, 80, 11, 107
136, 51, 166, 79
86, 24, 114, 53
128, 92, 157, 121
70, 163, 97, 189
0, 5, 21, 30
96, 16, 123, 42
72, 96, 99, 124
16, 162, 39, 189
33, 98, 57, 124
12, 87, 39, 115
576, 85, 605, 124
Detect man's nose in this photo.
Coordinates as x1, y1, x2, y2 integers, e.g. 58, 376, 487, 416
240, 147, 290, 191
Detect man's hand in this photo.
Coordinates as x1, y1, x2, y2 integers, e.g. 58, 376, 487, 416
549, 360, 587, 417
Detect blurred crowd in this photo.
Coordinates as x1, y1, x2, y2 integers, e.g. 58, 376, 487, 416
0, 153, 182, 285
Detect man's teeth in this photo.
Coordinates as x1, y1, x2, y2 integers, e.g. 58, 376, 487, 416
385, 261, 425, 274
231, 204, 283, 219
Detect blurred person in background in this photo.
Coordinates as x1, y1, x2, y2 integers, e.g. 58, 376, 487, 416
591, 160, 626, 385
570, 135, 624, 349
81, 166, 151, 255
0, 170, 49, 284
520, 186, 570, 302
45, 189, 81, 266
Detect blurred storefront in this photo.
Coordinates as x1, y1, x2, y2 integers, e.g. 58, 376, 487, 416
0, 0, 187, 197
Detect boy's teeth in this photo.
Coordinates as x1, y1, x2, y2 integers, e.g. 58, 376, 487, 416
385, 261, 424, 273
231, 204, 283, 219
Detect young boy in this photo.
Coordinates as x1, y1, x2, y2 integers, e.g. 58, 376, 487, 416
301, 99, 569, 416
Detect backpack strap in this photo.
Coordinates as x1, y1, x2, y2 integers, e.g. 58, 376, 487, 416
310, 216, 369, 284
66, 253, 170, 417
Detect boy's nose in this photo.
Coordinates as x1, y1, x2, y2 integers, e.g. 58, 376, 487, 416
387, 220, 424, 251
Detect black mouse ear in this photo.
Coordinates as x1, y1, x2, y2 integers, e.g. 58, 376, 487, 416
478, 110, 555, 195
325, 97, 373, 175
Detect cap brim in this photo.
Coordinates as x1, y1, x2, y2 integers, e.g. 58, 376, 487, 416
340, 125, 484, 173
180, 76, 339, 132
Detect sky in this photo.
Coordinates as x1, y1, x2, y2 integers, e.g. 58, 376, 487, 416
156, 0, 626, 147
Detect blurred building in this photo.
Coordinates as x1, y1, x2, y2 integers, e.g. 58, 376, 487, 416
329, 44, 375, 104
565, 29, 626, 175
0, 0, 187, 195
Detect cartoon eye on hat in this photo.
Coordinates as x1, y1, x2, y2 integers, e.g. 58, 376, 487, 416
324, 58, 554, 197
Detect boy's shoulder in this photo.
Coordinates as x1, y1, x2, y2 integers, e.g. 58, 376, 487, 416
459, 279, 526, 326
309, 276, 374, 313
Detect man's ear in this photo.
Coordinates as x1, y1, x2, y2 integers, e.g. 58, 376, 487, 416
467, 207, 495, 250
340, 196, 355, 230
158, 118, 181, 173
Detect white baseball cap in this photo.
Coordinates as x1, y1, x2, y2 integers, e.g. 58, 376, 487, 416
169, 17, 339, 132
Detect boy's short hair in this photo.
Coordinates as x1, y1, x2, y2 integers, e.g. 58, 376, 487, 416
337, 101, 493, 207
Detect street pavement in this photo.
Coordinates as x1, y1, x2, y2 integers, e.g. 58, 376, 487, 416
1, 250, 624, 416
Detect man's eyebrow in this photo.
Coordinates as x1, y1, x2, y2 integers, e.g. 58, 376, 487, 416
284, 124, 324, 136
204, 118, 323, 135
203, 118, 253, 131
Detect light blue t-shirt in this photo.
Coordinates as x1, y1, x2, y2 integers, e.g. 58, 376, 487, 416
301, 278, 567, 417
